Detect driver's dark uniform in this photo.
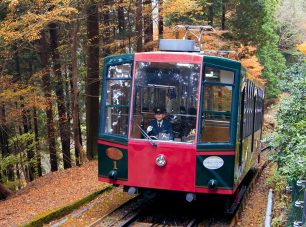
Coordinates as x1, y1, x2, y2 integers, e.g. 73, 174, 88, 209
147, 119, 174, 140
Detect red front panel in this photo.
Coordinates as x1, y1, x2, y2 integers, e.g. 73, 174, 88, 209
128, 140, 196, 192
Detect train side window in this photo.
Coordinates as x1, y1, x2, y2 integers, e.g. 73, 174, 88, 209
254, 88, 263, 132
104, 63, 132, 136
200, 67, 234, 143
243, 80, 256, 138
205, 67, 234, 84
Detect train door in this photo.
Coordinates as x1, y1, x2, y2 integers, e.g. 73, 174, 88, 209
128, 53, 202, 191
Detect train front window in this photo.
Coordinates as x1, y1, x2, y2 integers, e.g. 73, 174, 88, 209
200, 67, 234, 143
131, 62, 201, 143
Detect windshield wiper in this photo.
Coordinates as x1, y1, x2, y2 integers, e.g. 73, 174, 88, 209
137, 124, 157, 147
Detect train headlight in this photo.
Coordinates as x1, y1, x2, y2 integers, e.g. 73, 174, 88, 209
155, 154, 167, 167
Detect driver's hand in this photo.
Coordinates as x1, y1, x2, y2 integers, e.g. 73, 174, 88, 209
147, 126, 153, 133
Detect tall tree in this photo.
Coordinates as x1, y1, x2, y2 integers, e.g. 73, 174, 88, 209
71, 20, 87, 165
21, 100, 35, 182
118, 0, 125, 34
33, 108, 42, 177
144, 0, 153, 51
221, 0, 226, 30
0, 105, 13, 181
117, 0, 126, 52
158, 0, 164, 38
86, 1, 100, 159
136, 0, 143, 52
208, 2, 214, 26
49, 23, 71, 168
102, 0, 111, 56
38, 32, 58, 172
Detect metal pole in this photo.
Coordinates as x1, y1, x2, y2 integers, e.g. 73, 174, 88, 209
303, 189, 305, 225
265, 189, 273, 227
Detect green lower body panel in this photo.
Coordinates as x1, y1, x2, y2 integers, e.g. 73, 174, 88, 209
98, 144, 128, 180
196, 155, 235, 189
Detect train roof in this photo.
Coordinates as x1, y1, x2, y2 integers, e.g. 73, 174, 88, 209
104, 52, 241, 69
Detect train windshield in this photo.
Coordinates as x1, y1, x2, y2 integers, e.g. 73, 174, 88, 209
131, 62, 201, 143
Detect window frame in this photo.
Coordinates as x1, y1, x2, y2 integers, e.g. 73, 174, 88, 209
130, 61, 202, 144
197, 63, 240, 149
99, 54, 134, 143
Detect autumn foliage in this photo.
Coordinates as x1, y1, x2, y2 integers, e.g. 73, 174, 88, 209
297, 42, 306, 55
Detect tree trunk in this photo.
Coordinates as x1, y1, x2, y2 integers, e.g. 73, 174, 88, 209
49, 23, 71, 169
127, 0, 133, 52
33, 108, 42, 177
0, 105, 13, 182
86, 2, 100, 160
68, 69, 80, 165
65, 65, 72, 136
0, 182, 12, 200
158, 0, 163, 39
221, 0, 226, 30
208, 3, 214, 26
38, 32, 58, 172
0, 105, 9, 159
118, 0, 125, 34
136, 0, 143, 52
117, 0, 125, 52
0, 105, 14, 182
101, 0, 111, 56
144, 0, 153, 51
71, 21, 87, 165
21, 101, 35, 182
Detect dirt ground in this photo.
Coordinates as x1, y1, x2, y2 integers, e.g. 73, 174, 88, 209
0, 161, 108, 226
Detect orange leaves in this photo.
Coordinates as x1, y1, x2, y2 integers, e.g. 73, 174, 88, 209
239, 45, 265, 84
0, 1, 78, 44
297, 42, 306, 55
0, 75, 48, 125
162, 0, 199, 18
241, 56, 263, 78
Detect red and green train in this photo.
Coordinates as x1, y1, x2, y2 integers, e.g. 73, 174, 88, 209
97, 45, 264, 203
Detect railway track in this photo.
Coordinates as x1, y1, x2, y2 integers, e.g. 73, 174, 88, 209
89, 159, 269, 227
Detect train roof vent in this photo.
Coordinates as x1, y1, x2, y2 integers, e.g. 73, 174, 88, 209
159, 25, 214, 52
159, 39, 196, 52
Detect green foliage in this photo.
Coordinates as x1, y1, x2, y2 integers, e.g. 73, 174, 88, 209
255, 0, 286, 99
268, 62, 306, 182
265, 63, 305, 226
0, 132, 40, 182
231, 0, 266, 45
279, 62, 306, 92
0, 2, 8, 22
231, 0, 287, 98
9, 132, 36, 155
271, 216, 284, 227
0, 154, 19, 170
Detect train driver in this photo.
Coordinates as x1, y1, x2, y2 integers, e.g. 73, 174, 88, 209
147, 107, 174, 140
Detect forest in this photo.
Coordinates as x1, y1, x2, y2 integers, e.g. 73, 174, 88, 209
0, 0, 305, 222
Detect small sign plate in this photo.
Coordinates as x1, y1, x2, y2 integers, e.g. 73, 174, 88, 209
203, 156, 224, 170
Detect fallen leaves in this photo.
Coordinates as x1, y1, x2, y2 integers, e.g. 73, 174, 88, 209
0, 161, 108, 226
